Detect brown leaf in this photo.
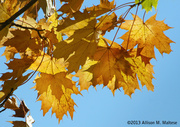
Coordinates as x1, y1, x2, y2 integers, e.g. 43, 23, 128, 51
4, 97, 19, 110
0, 73, 31, 103
13, 100, 29, 118
8, 121, 28, 127
3, 29, 40, 53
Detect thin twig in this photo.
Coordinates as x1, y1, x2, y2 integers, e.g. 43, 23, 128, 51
12, 23, 46, 39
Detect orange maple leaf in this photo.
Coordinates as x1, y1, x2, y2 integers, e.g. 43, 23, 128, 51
120, 14, 174, 58
34, 72, 80, 123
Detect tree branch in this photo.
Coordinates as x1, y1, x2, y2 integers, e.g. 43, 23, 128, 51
0, 0, 38, 31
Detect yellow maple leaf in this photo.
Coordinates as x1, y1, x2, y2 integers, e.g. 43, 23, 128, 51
34, 72, 80, 123
56, 10, 96, 36
86, 0, 116, 17
28, 54, 67, 75
120, 14, 174, 58
54, 10, 100, 73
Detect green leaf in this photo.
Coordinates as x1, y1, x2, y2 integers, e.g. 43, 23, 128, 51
135, 0, 158, 12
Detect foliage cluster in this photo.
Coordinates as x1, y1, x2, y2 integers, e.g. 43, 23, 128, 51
0, 0, 174, 125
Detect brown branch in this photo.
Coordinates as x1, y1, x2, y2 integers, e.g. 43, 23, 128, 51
0, 0, 38, 31
12, 22, 46, 39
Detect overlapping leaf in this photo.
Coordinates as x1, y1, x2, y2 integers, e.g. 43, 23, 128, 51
54, 10, 99, 73
76, 37, 154, 96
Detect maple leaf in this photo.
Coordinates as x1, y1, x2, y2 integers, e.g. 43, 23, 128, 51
59, 0, 84, 14
4, 97, 19, 110
0, 57, 33, 82
56, 10, 96, 36
135, 0, 158, 12
1, 46, 18, 62
34, 72, 80, 123
120, 14, 174, 59
13, 100, 29, 118
86, 0, 116, 17
5, 97, 30, 118
28, 54, 67, 75
96, 12, 118, 35
54, 10, 100, 72
3, 29, 40, 53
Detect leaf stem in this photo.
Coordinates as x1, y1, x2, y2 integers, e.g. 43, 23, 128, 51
125, 5, 139, 50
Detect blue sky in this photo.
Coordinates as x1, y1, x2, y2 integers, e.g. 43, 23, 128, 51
0, 0, 180, 127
